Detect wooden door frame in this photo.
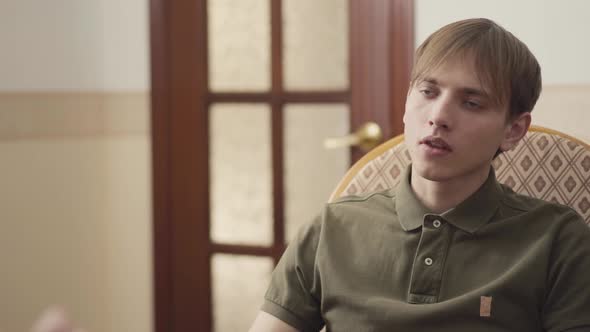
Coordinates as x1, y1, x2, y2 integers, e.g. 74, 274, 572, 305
350, 0, 414, 161
149, 0, 413, 331
150, 0, 210, 331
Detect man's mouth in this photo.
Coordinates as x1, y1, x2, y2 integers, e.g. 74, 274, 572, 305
419, 136, 452, 151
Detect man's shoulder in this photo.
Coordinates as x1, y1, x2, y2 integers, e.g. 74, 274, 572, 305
497, 182, 587, 229
319, 188, 399, 226
499, 182, 569, 211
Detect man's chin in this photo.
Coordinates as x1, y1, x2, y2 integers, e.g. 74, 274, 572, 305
411, 162, 456, 183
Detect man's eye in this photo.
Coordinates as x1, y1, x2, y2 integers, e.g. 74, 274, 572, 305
420, 89, 435, 97
464, 100, 482, 109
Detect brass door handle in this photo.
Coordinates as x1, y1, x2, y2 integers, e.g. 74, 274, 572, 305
324, 121, 383, 151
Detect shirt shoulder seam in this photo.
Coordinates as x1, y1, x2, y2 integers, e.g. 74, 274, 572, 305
329, 190, 395, 205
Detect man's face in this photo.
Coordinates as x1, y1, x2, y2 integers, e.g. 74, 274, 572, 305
404, 53, 515, 183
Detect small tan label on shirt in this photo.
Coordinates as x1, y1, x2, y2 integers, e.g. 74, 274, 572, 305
480, 296, 492, 317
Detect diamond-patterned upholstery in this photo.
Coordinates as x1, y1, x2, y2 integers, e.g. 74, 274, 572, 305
330, 126, 590, 225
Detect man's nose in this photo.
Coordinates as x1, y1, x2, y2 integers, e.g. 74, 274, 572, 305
428, 95, 453, 130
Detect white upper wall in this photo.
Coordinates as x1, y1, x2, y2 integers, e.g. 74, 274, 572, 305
0, 0, 149, 91
415, 0, 590, 85
3, 0, 588, 90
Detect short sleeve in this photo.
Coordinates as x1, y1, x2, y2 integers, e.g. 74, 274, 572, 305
542, 211, 590, 332
261, 215, 325, 332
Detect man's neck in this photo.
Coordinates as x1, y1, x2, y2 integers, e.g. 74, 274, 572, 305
410, 166, 491, 214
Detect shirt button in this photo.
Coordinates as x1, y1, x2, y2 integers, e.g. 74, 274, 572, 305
433, 220, 442, 228
424, 257, 433, 266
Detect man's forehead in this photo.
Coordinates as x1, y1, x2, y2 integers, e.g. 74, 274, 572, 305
420, 57, 492, 95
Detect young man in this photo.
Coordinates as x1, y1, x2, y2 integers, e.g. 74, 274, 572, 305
249, 18, 590, 332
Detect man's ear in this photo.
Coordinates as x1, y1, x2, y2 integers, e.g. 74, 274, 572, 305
500, 112, 531, 152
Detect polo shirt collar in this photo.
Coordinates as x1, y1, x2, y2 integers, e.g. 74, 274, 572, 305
395, 165, 501, 234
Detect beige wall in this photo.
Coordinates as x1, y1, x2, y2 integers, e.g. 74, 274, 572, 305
416, 0, 590, 142
0, 94, 152, 332
0, 0, 152, 331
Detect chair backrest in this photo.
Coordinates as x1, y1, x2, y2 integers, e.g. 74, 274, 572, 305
330, 126, 590, 225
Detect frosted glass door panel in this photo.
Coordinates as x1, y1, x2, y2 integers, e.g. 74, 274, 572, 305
283, 0, 349, 90
284, 104, 350, 242
212, 254, 274, 331
209, 104, 273, 246
208, 0, 271, 91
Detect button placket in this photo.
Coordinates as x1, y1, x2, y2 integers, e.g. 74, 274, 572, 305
407, 215, 452, 304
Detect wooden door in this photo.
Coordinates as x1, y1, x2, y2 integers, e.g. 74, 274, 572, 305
150, 0, 413, 331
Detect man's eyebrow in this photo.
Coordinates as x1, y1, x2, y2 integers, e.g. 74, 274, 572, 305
422, 78, 438, 85
462, 87, 488, 97
421, 77, 488, 97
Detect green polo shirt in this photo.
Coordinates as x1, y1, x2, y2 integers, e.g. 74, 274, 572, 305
262, 166, 590, 331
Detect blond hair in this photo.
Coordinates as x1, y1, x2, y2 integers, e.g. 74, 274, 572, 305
411, 18, 542, 118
